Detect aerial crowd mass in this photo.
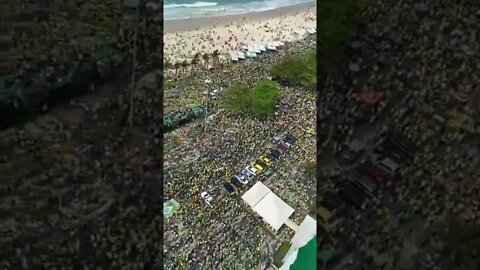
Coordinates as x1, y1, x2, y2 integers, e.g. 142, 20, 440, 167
0, 0, 479, 269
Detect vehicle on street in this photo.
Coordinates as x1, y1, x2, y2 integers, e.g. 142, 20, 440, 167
384, 135, 416, 157
252, 162, 265, 173
283, 141, 293, 148
349, 172, 379, 197
356, 162, 388, 186
376, 140, 413, 163
244, 166, 258, 178
318, 205, 342, 232
270, 149, 282, 159
223, 182, 237, 194
376, 157, 400, 176
320, 191, 348, 216
338, 181, 367, 209
255, 159, 269, 170
284, 134, 297, 144
341, 139, 366, 163
277, 143, 289, 153
201, 191, 214, 206
259, 155, 272, 167
233, 172, 249, 185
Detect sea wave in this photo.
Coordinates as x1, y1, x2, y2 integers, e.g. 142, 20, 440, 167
165, 1, 218, 9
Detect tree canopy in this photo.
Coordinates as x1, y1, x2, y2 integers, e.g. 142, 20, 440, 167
270, 50, 317, 89
222, 80, 280, 119
318, 0, 367, 76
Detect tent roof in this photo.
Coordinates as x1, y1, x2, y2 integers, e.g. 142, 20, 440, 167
242, 182, 294, 231
252, 192, 294, 231
241, 182, 270, 207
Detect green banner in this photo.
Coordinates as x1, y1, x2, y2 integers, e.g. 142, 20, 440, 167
163, 199, 180, 218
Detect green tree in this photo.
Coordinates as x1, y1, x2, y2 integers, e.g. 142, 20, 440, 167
222, 84, 252, 115
222, 80, 280, 118
250, 80, 281, 118
270, 50, 317, 89
318, 0, 367, 76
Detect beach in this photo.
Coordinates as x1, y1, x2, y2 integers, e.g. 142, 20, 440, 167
164, 2, 316, 63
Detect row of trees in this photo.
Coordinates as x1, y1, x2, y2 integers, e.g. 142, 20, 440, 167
222, 50, 318, 119
164, 50, 221, 78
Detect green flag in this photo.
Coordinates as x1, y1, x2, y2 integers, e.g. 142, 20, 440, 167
290, 238, 316, 270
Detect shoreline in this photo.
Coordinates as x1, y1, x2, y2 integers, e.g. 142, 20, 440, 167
164, 2, 315, 33
164, 2, 316, 62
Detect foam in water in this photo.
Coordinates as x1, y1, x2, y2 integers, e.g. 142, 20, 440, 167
164, 0, 313, 20
165, 1, 218, 9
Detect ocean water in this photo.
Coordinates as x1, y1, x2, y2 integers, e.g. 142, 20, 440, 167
164, 0, 313, 20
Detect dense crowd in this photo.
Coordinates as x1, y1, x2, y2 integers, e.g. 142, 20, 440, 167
163, 36, 316, 269
0, 0, 478, 269
315, 0, 480, 269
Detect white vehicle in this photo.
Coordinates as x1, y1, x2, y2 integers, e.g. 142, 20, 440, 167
282, 140, 292, 148
237, 51, 245, 60
377, 158, 400, 176
244, 166, 258, 177
200, 192, 214, 207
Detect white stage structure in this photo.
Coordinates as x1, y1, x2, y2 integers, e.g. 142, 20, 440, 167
241, 182, 294, 231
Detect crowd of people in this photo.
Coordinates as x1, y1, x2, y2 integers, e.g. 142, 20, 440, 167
0, 0, 478, 269
163, 36, 317, 269
315, 0, 480, 269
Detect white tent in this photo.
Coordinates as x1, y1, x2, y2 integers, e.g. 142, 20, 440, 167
241, 182, 294, 231
237, 51, 245, 60
246, 51, 257, 58
266, 44, 277, 51
229, 51, 238, 62
273, 41, 285, 47
242, 181, 270, 206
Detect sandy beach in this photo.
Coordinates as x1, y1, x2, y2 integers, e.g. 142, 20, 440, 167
164, 2, 316, 63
